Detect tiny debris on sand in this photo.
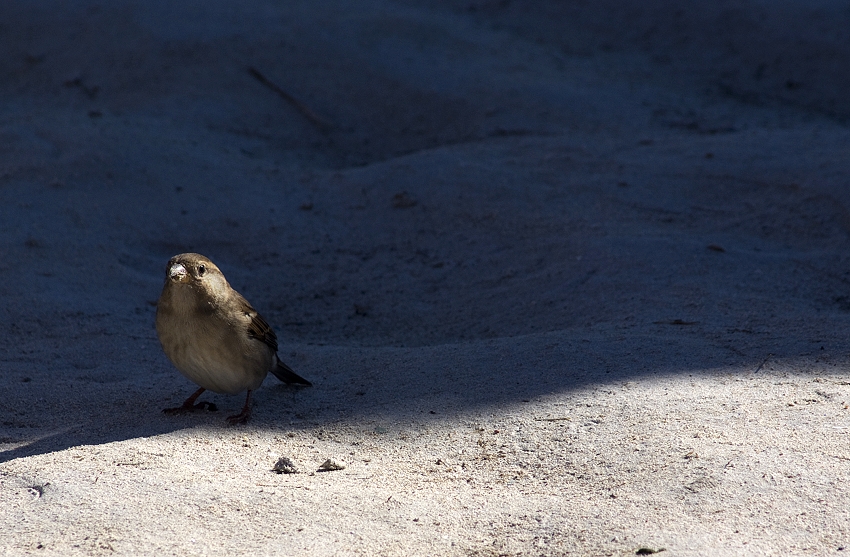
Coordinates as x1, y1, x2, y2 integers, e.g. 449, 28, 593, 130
272, 457, 299, 475
317, 459, 346, 472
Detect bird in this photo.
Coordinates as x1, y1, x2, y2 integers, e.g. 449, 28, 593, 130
155, 252, 311, 424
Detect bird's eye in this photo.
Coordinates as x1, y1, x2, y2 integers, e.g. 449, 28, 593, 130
198, 264, 206, 276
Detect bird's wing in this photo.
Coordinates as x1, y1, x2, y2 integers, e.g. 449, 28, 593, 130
235, 294, 279, 353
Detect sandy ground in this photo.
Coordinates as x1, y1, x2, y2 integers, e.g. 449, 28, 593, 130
2, 1, 850, 555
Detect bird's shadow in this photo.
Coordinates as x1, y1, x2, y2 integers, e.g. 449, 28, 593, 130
3, 326, 828, 465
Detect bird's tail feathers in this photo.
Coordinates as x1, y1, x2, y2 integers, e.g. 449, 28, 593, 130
271, 357, 312, 386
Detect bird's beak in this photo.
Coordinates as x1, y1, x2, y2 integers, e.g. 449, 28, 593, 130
169, 263, 189, 283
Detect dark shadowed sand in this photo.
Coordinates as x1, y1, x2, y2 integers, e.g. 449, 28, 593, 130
2, 1, 850, 555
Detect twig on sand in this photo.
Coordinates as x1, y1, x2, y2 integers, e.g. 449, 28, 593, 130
534, 417, 572, 422
754, 353, 773, 373
653, 319, 698, 325
248, 66, 333, 132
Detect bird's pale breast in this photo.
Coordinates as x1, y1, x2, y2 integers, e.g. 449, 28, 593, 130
156, 291, 272, 394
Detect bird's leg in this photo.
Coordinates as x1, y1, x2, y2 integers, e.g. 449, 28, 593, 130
226, 390, 253, 425
163, 387, 217, 414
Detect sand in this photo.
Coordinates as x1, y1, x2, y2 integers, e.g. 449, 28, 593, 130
2, 1, 850, 555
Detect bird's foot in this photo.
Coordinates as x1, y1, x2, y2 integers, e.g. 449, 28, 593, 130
226, 408, 251, 425
226, 390, 253, 425
163, 388, 216, 415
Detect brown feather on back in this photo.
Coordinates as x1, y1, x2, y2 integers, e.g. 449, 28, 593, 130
236, 294, 279, 353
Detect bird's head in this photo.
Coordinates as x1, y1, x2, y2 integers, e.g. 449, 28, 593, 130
164, 253, 225, 290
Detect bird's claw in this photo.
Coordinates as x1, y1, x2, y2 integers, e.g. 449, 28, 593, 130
226, 410, 251, 425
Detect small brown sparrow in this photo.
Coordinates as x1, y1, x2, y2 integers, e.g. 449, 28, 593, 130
155, 253, 311, 424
